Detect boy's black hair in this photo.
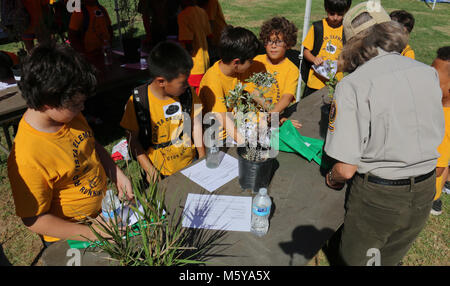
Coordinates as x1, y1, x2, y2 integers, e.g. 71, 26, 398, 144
147, 41, 193, 82
390, 10, 415, 34
0, 52, 13, 80
324, 0, 352, 13
219, 26, 261, 64
18, 42, 96, 110
437, 46, 450, 61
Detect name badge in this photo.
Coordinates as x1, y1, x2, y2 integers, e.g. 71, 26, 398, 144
163, 102, 182, 119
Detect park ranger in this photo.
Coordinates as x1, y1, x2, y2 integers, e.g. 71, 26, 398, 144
324, 2, 445, 265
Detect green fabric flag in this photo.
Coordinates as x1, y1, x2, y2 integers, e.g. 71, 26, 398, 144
271, 120, 324, 165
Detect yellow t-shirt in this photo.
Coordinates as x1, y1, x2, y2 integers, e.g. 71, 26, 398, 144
69, 4, 112, 53
8, 114, 107, 242
401, 44, 415, 60
437, 107, 450, 168
120, 86, 202, 176
199, 61, 252, 139
302, 19, 344, 90
435, 107, 450, 200
203, 0, 227, 47
248, 54, 299, 105
178, 6, 212, 75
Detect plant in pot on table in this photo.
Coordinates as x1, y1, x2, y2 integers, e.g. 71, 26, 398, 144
117, 0, 141, 63
319, 60, 338, 139
224, 72, 279, 193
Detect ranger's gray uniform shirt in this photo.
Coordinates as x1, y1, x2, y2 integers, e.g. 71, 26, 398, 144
325, 49, 445, 179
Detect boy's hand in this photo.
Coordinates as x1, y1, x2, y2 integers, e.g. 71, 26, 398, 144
146, 166, 161, 184
115, 169, 134, 201
280, 118, 303, 129
313, 56, 324, 66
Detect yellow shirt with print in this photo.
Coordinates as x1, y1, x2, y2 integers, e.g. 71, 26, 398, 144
203, 0, 227, 47
120, 86, 202, 176
199, 61, 252, 139
69, 5, 112, 53
248, 54, 299, 105
178, 6, 212, 75
435, 107, 450, 200
401, 44, 415, 60
302, 19, 344, 90
8, 114, 107, 242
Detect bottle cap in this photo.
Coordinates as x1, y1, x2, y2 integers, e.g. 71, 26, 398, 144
259, 188, 267, 195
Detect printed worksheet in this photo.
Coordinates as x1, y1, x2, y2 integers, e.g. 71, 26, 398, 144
182, 194, 252, 232
181, 152, 238, 192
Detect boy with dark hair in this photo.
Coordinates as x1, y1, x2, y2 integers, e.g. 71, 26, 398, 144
249, 16, 299, 114
178, 0, 212, 94
431, 46, 450, 216
390, 10, 416, 60
198, 26, 261, 144
8, 43, 133, 245
301, 0, 352, 97
68, 0, 113, 64
120, 41, 205, 180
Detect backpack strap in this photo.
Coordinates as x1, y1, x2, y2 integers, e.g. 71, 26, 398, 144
133, 83, 152, 151
300, 20, 324, 84
133, 85, 194, 151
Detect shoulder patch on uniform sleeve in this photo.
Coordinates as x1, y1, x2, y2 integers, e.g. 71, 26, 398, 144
328, 100, 337, 132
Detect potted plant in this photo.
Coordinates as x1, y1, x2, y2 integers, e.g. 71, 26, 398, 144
117, 0, 141, 63
319, 59, 338, 139
224, 72, 279, 193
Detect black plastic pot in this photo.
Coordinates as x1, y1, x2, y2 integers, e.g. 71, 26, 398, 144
237, 147, 276, 193
122, 37, 141, 63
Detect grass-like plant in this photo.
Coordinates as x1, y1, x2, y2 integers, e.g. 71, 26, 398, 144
85, 159, 218, 266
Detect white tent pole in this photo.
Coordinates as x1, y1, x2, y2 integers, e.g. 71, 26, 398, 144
296, 0, 312, 102
432, 0, 437, 10
114, 0, 123, 49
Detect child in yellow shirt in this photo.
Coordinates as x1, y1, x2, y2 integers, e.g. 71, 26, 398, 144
178, 0, 212, 94
198, 26, 261, 144
8, 43, 133, 245
302, 0, 352, 97
120, 41, 205, 180
390, 10, 415, 60
249, 17, 299, 115
431, 46, 450, 216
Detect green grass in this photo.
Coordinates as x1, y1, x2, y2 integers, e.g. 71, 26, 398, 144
1, 0, 449, 266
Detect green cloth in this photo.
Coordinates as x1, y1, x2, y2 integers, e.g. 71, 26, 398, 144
67, 220, 146, 249
271, 120, 324, 165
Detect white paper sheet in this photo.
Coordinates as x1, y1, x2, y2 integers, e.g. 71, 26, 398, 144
182, 193, 252, 232
181, 152, 238, 192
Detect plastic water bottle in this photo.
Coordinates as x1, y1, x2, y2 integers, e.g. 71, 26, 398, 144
206, 145, 221, 168
102, 190, 121, 221
251, 188, 271, 237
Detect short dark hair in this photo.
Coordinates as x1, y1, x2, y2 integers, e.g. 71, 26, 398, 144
0, 51, 13, 80
324, 0, 352, 13
259, 17, 298, 48
18, 43, 96, 110
219, 26, 261, 64
436, 46, 450, 61
390, 10, 415, 33
147, 41, 193, 82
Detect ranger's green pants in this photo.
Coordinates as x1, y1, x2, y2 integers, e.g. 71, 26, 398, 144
339, 172, 436, 266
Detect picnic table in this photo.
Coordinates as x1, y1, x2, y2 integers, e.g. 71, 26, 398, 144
0, 54, 149, 154
39, 87, 346, 266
